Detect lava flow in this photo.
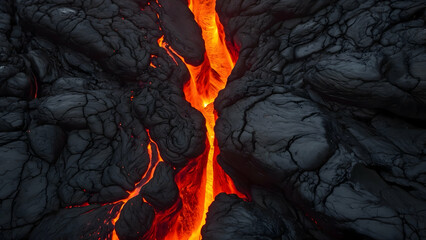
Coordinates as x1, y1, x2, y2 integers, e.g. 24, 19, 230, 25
113, 0, 245, 239
111, 130, 164, 240
150, 0, 245, 239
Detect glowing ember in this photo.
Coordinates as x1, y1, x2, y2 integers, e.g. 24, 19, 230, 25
157, 36, 178, 65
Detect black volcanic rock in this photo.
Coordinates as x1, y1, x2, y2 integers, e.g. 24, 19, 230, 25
115, 196, 155, 240
158, 0, 206, 66
214, 0, 426, 239
29, 204, 120, 240
141, 162, 179, 211
28, 125, 66, 163
0, 0, 206, 238
202, 193, 286, 240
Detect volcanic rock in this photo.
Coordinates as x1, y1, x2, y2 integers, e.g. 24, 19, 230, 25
0, 0, 206, 238
201, 193, 286, 240
29, 204, 120, 240
28, 124, 66, 163
214, 0, 426, 239
115, 196, 155, 240
141, 162, 179, 211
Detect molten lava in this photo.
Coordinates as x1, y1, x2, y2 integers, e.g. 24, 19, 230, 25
112, 0, 245, 239
178, 0, 245, 238
151, 0, 245, 239
184, 0, 236, 106
111, 131, 163, 240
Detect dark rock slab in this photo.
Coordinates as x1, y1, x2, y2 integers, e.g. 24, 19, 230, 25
201, 193, 286, 240
29, 204, 120, 240
28, 125, 66, 163
115, 195, 155, 240
214, 0, 426, 239
141, 162, 179, 211
158, 0, 205, 65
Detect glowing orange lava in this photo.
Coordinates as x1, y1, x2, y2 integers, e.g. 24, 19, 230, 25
150, 0, 246, 239
66, 1, 243, 239
111, 130, 163, 240
112, 0, 245, 239
180, 0, 244, 238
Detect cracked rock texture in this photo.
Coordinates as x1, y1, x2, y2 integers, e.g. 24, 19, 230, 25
0, 0, 425, 239
213, 0, 426, 239
1, 0, 204, 238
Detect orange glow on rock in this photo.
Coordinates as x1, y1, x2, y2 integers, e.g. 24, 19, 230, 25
111, 130, 163, 240
157, 36, 178, 65
110, 1, 245, 239
149, 0, 246, 240
184, 0, 236, 108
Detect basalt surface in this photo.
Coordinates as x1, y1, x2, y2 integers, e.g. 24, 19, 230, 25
0, 0, 425, 239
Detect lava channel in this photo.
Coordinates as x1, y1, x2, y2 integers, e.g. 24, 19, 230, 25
113, 0, 246, 239
149, 0, 246, 239
111, 130, 164, 240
